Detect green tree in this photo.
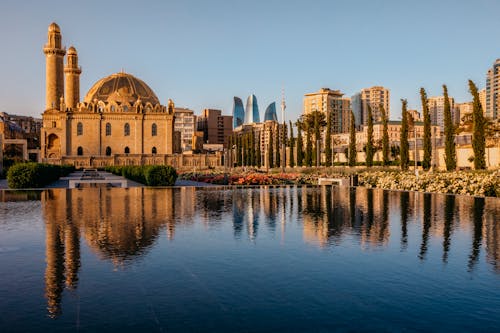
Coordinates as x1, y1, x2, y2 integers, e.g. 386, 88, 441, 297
420, 88, 432, 170
256, 133, 261, 168
296, 120, 304, 167
305, 119, 313, 167
276, 126, 281, 168
443, 84, 456, 171
236, 135, 242, 166
268, 127, 274, 169
243, 134, 249, 166
366, 104, 374, 167
289, 120, 295, 168
469, 79, 486, 169
348, 111, 357, 167
400, 99, 409, 171
325, 112, 332, 166
381, 104, 390, 166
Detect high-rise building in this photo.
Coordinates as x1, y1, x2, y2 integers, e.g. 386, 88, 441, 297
264, 102, 278, 122
245, 94, 260, 124
173, 107, 195, 151
232, 97, 245, 128
486, 59, 500, 120
428, 95, 455, 131
479, 88, 487, 116
303, 88, 351, 133
356, 86, 390, 125
196, 108, 233, 147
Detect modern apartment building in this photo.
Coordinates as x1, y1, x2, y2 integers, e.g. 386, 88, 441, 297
352, 86, 390, 126
486, 59, 500, 120
303, 88, 351, 133
428, 95, 455, 131
196, 108, 233, 148
174, 107, 196, 151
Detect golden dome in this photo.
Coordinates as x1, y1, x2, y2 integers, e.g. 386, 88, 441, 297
84, 72, 160, 106
67, 46, 77, 55
48, 22, 60, 33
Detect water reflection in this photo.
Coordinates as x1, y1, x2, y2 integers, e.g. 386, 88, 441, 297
2, 186, 497, 318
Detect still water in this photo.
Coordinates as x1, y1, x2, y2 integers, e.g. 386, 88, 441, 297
0, 186, 498, 332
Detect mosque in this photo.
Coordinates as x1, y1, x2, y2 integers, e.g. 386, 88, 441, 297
41, 23, 221, 169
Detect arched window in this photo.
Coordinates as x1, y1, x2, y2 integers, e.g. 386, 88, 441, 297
124, 146, 130, 154
152, 123, 157, 136
152, 147, 157, 154
77, 146, 83, 156
124, 123, 130, 136
105, 146, 112, 156
77, 122, 83, 136
106, 123, 111, 136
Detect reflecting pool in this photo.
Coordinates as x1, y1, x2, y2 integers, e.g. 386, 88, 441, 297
0, 186, 499, 332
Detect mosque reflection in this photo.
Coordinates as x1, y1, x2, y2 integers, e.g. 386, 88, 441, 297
36, 186, 499, 318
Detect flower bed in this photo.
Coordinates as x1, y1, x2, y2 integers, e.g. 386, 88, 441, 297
359, 170, 500, 197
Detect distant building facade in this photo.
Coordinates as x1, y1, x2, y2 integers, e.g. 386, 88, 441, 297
428, 95, 456, 131
264, 102, 278, 121
173, 107, 195, 151
196, 108, 233, 148
352, 86, 390, 126
303, 88, 351, 133
486, 59, 500, 120
232, 97, 245, 128
245, 94, 260, 124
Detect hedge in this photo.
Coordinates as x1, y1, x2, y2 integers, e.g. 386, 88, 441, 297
7, 163, 75, 189
105, 165, 177, 186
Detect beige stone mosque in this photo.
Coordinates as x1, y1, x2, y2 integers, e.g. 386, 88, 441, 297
41, 22, 221, 168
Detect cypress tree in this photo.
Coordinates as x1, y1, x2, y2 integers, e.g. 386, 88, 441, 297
296, 121, 303, 167
348, 111, 357, 167
268, 127, 274, 169
305, 122, 312, 167
236, 135, 242, 166
289, 120, 295, 168
256, 133, 262, 168
468, 80, 486, 169
276, 126, 281, 168
366, 104, 374, 167
243, 134, 249, 166
381, 104, 390, 166
443, 84, 456, 171
325, 112, 332, 166
421, 88, 432, 170
400, 99, 409, 171
314, 111, 321, 167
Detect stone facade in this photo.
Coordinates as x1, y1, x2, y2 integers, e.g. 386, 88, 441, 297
40, 23, 222, 169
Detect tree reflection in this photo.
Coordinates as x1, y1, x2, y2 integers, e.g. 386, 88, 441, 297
419, 193, 432, 261
468, 197, 485, 272
442, 195, 455, 263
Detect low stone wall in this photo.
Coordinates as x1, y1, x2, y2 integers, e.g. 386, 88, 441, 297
42, 152, 224, 170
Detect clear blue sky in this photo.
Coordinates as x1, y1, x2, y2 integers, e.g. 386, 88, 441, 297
0, 0, 499, 122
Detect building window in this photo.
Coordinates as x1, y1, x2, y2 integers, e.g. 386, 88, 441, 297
124, 146, 130, 154
152, 123, 157, 136
51, 121, 56, 128
77, 122, 83, 136
152, 147, 157, 154
77, 146, 83, 156
106, 123, 111, 136
124, 123, 130, 136
110, 105, 115, 112
105, 146, 111, 156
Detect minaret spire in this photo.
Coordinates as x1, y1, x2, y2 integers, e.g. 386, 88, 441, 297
64, 46, 82, 109
44, 22, 66, 110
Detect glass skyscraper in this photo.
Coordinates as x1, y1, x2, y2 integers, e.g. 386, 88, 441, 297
232, 96, 245, 128
264, 102, 277, 121
245, 94, 260, 124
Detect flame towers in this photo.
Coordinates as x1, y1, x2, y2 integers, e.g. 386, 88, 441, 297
245, 94, 260, 124
232, 97, 245, 128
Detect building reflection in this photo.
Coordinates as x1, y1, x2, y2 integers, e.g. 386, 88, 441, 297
33, 185, 500, 318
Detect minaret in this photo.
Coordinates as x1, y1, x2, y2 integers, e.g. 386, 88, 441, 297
64, 46, 81, 109
43, 22, 66, 111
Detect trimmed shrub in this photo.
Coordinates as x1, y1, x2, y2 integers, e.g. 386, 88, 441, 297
144, 165, 177, 186
6, 163, 74, 189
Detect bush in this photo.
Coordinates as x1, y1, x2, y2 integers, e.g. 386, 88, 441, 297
106, 165, 178, 186
6, 163, 73, 189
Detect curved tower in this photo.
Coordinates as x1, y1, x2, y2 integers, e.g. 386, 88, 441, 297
43, 22, 66, 110
64, 46, 81, 109
264, 102, 277, 121
232, 97, 245, 128
245, 94, 260, 124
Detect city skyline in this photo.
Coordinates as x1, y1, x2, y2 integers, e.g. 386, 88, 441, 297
0, 0, 499, 122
